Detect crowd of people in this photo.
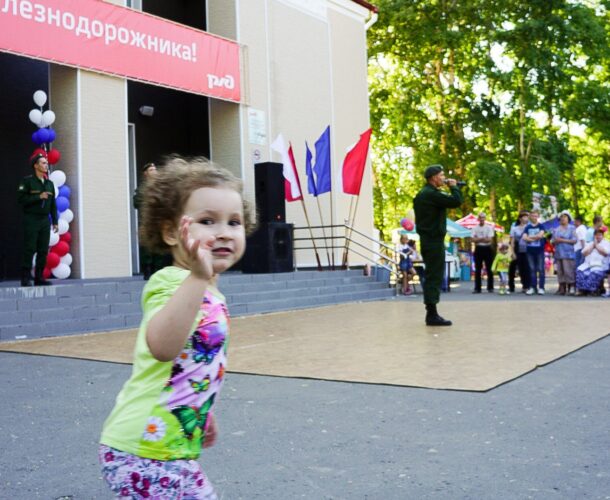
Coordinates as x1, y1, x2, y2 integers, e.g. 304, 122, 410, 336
397, 211, 610, 299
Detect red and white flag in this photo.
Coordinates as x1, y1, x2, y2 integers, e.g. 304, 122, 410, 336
342, 128, 372, 196
271, 133, 303, 202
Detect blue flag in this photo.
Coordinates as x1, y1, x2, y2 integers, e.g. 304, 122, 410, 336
305, 141, 317, 196
314, 126, 331, 195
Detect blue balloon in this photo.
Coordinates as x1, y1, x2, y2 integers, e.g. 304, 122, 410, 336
32, 130, 41, 144
37, 128, 50, 144
47, 128, 56, 142
56, 196, 70, 213
58, 185, 71, 199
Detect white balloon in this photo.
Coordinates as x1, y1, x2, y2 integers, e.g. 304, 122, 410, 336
60, 208, 74, 223
42, 110, 56, 127
51, 263, 71, 279
60, 253, 73, 266
33, 90, 47, 107
57, 218, 69, 235
54, 184, 59, 198
49, 231, 60, 246
29, 109, 43, 126
49, 170, 66, 187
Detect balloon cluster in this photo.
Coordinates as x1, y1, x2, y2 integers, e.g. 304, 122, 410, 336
29, 90, 72, 280
29, 90, 61, 165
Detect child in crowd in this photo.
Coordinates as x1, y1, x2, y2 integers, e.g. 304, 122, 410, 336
492, 243, 512, 295
99, 156, 255, 499
397, 234, 416, 294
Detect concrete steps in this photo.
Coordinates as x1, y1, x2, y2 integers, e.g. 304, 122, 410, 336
0, 270, 395, 341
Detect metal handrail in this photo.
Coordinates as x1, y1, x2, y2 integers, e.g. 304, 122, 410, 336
292, 223, 401, 279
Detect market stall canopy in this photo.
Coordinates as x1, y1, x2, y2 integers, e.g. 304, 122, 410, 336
456, 213, 505, 233
399, 218, 472, 238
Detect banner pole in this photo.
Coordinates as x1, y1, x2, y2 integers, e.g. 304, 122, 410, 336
341, 197, 355, 268
300, 199, 323, 270
316, 197, 332, 268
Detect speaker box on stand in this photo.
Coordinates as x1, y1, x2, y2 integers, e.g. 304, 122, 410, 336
253, 162, 285, 224
241, 222, 294, 273
241, 163, 293, 273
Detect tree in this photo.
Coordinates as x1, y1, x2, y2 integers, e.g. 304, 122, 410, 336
368, 0, 610, 238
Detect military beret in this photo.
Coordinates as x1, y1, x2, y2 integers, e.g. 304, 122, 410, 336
424, 164, 443, 179
30, 153, 47, 167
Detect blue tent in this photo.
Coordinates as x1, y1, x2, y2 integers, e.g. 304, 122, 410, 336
401, 218, 472, 238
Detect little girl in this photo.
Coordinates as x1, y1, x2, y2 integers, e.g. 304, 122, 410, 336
397, 234, 416, 294
492, 243, 512, 295
99, 156, 255, 499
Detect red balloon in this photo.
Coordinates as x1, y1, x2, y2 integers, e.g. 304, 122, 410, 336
401, 217, 415, 231
51, 241, 69, 257
46, 252, 60, 269
43, 267, 52, 279
47, 148, 61, 165
59, 232, 72, 244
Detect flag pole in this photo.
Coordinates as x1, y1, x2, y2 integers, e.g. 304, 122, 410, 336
330, 183, 335, 269
316, 197, 332, 268
343, 194, 362, 268
300, 199, 323, 270
341, 196, 356, 268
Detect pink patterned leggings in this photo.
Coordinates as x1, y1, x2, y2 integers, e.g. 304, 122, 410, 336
98, 444, 217, 499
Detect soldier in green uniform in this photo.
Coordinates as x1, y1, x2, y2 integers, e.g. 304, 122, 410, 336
413, 165, 463, 326
133, 163, 170, 279
17, 153, 58, 286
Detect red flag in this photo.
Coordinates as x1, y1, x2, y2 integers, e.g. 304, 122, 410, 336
271, 133, 303, 202
286, 143, 304, 202
342, 128, 372, 195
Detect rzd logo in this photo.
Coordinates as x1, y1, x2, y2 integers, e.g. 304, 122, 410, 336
207, 74, 235, 90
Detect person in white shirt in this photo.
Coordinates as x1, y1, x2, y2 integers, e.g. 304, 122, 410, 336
573, 216, 588, 268
471, 212, 495, 293
575, 229, 610, 296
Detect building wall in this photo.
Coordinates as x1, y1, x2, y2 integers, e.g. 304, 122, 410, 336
328, 1, 375, 249
78, 71, 131, 278
222, 0, 374, 267
3, 0, 373, 280
49, 65, 81, 277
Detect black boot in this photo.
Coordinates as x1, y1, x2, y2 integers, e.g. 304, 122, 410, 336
20, 268, 32, 287
34, 267, 52, 286
425, 304, 452, 326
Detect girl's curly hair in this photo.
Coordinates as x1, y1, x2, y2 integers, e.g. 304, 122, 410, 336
139, 155, 256, 254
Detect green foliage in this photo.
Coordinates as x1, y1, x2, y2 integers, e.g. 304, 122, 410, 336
369, 0, 610, 237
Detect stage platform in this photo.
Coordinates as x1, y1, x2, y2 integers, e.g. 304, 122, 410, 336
1, 294, 607, 392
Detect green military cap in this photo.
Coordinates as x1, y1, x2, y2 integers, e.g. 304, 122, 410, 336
424, 164, 444, 179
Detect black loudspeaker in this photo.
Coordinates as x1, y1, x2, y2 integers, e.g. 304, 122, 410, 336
241, 222, 294, 273
254, 162, 285, 223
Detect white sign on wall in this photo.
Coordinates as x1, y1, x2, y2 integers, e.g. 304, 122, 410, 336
248, 108, 267, 145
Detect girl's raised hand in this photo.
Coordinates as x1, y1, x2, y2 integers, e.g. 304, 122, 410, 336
179, 215, 214, 280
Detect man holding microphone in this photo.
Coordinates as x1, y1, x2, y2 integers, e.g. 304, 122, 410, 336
413, 165, 463, 326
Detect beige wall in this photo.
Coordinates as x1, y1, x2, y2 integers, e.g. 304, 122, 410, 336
78, 71, 131, 278
328, 2, 375, 259
49, 65, 81, 277
225, 0, 374, 267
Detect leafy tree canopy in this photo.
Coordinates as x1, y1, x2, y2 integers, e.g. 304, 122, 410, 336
368, 0, 610, 239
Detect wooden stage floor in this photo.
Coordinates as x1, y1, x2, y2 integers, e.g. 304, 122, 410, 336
1, 299, 608, 392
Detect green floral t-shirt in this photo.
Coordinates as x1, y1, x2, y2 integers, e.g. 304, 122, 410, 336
100, 267, 229, 460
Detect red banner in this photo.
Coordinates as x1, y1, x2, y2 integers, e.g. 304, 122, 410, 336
0, 0, 241, 102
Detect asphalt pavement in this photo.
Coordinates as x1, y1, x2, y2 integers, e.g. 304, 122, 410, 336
1, 277, 609, 499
